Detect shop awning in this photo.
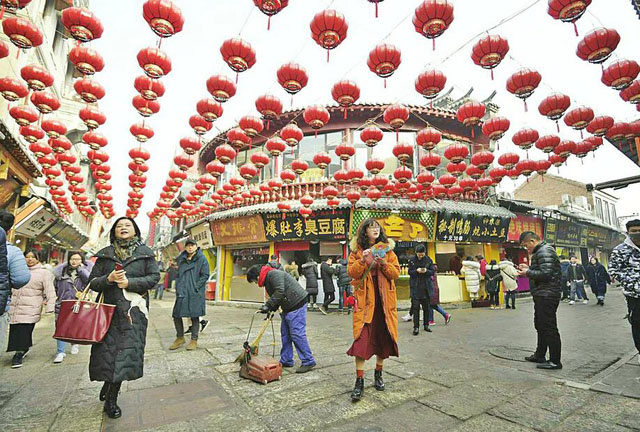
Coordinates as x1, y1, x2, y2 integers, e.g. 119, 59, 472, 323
12, 198, 57, 238
39, 218, 89, 250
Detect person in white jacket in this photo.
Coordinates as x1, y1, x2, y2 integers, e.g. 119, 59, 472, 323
461, 257, 482, 300
500, 259, 519, 309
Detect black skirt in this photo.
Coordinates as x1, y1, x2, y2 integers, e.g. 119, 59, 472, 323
7, 323, 36, 352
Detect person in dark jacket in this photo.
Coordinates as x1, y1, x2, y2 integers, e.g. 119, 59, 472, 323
334, 258, 352, 313
518, 231, 562, 370
408, 244, 434, 335
448, 250, 464, 275
89, 217, 160, 419
559, 255, 571, 301
170, 239, 209, 351
0, 227, 9, 352
301, 258, 319, 309
246, 265, 315, 374
585, 257, 611, 306
319, 257, 336, 314
166, 260, 178, 292
268, 255, 283, 270
485, 260, 503, 310
567, 255, 589, 305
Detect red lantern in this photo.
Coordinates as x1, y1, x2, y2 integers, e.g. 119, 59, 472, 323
586, 115, 614, 137
134, 75, 165, 100
38, 155, 58, 169
470, 151, 494, 170
74, 78, 105, 103
29, 141, 51, 158
535, 134, 560, 154
420, 152, 442, 171
393, 166, 412, 183
137, 47, 172, 78
554, 140, 576, 158
358, 178, 372, 191
226, 128, 251, 150
466, 165, 484, 180
535, 159, 552, 177
348, 168, 365, 183
310, 9, 348, 61
412, 0, 454, 50
446, 162, 466, 177
180, 137, 202, 155
194, 99, 223, 123
88, 149, 109, 164
280, 168, 296, 184
372, 175, 389, 191
69, 45, 104, 75
174, 154, 193, 171
620, 80, 640, 104
255, 94, 283, 129
253, 0, 289, 29
239, 115, 264, 137
303, 105, 330, 133
20, 124, 44, 143
61, 7, 104, 42
538, 93, 571, 131
416, 170, 435, 186
291, 159, 309, 175
471, 34, 509, 80
300, 194, 314, 208
331, 80, 360, 119
56, 153, 76, 168
481, 116, 510, 143
456, 100, 485, 137
498, 152, 520, 170
30, 91, 60, 114
313, 152, 332, 169
365, 158, 385, 175
459, 178, 476, 192
415, 69, 446, 107
571, 140, 592, 159
477, 177, 494, 190
392, 142, 413, 163
0, 77, 28, 101
506, 68, 541, 112
439, 174, 457, 188
346, 189, 361, 206
132, 95, 160, 117
548, 0, 591, 36
281, 124, 303, 149
250, 152, 270, 170
585, 135, 603, 154
129, 147, 151, 165
602, 59, 640, 90
334, 143, 355, 161
20, 64, 53, 91
563, 106, 594, 137
189, 115, 212, 135
277, 62, 308, 96
265, 137, 286, 156
444, 143, 469, 163
10, 105, 38, 126
383, 104, 410, 141
41, 119, 67, 139
512, 128, 539, 151
299, 207, 313, 218
360, 125, 383, 147
143, 0, 185, 37
0, 40, 7, 58
576, 28, 620, 65
206, 75, 237, 103
605, 122, 628, 144
83, 131, 108, 150
129, 123, 154, 143
220, 37, 256, 78
214, 144, 237, 164
2, 17, 43, 49
488, 167, 507, 183
516, 160, 536, 178
367, 43, 401, 87
431, 184, 447, 199
415, 127, 440, 151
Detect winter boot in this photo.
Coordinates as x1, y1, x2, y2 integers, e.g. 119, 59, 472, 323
103, 382, 122, 419
169, 337, 186, 350
351, 377, 364, 402
99, 382, 111, 401
374, 370, 385, 391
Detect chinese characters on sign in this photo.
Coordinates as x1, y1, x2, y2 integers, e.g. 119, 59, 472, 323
15, 207, 57, 237
262, 209, 349, 242
507, 214, 544, 242
435, 211, 511, 242
211, 215, 267, 246
189, 222, 214, 249
544, 219, 588, 247
376, 214, 430, 242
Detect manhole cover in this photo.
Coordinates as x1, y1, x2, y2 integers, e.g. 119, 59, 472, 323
489, 346, 535, 362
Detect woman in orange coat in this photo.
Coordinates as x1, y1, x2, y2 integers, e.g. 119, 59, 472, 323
347, 218, 400, 402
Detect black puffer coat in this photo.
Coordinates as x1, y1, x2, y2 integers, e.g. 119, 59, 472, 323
263, 269, 308, 313
0, 227, 9, 315
301, 261, 319, 295
88, 244, 159, 383
408, 255, 435, 300
320, 262, 336, 293
527, 242, 562, 298
485, 264, 503, 294
334, 259, 351, 287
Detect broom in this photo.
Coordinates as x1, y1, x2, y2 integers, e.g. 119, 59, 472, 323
235, 311, 275, 364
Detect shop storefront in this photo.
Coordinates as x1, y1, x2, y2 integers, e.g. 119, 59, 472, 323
544, 218, 589, 262
503, 213, 545, 292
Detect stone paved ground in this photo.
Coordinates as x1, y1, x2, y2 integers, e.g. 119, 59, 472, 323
1, 287, 640, 432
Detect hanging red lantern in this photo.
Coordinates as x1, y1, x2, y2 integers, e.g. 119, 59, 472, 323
10, 105, 38, 126
586, 115, 614, 137
323, 185, 339, 200
61, 7, 104, 42
189, 114, 212, 135
29, 141, 51, 158
466, 165, 484, 180
572, 140, 592, 159
392, 142, 413, 163
602, 59, 639, 90
439, 174, 457, 189
332, 80, 360, 119
206, 75, 237, 103
348, 168, 365, 183
281, 124, 303, 150
372, 175, 389, 191
413, 0, 454, 50
393, 166, 412, 183
498, 152, 520, 170
291, 159, 309, 175
2, 17, 43, 49
535, 134, 560, 154
313, 152, 332, 169
477, 177, 494, 190
303, 105, 330, 133
0, 78, 27, 101
250, 152, 270, 170
41, 119, 67, 139
335, 143, 355, 161
253, 0, 289, 29
129, 147, 151, 165
214, 144, 237, 164
605, 122, 628, 143
554, 140, 576, 158
180, 137, 202, 155
512, 128, 539, 151
265, 137, 286, 156
226, 128, 251, 150
73, 78, 105, 103
420, 152, 442, 171
538, 93, 571, 131
444, 143, 469, 163
488, 167, 507, 183
174, 154, 193, 171
446, 162, 466, 177
383, 104, 410, 141
367, 43, 401, 88
220, 37, 256, 79
365, 158, 385, 175
134, 75, 165, 100
280, 168, 296, 184
0, 40, 7, 58
204, 161, 225, 179
83, 131, 108, 150
416, 170, 436, 187
620, 80, 640, 104
516, 160, 536, 178
470, 151, 494, 170
585, 135, 604, 154
416, 127, 441, 151
431, 184, 447, 199
299, 207, 313, 218
143, 0, 184, 37
88, 149, 109, 165
255, 94, 283, 129
506, 68, 542, 112
30, 91, 60, 114
456, 100, 486, 137
459, 178, 477, 193
239, 115, 264, 137
563, 106, 594, 137
548, 0, 591, 36
360, 125, 383, 148
310, 9, 348, 61
576, 28, 620, 65
132, 95, 160, 117
358, 178, 372, 191
415, 69, 446, 107
346, 189, 361, 206
300, 194, 314, 208
137, 47, 172, 78
277, 62, 308, 96
481, 116, 510, 143
195, 99, 223, 123
471, 34, 509, 80
20, 124, 44, 143
20, 64, 53, 91
535, 159, 552, 178
38, 155, 58, 169
69, 45, 105, 75
130, 123, 154, 143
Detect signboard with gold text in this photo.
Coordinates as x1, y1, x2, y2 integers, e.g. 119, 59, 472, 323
262, 209, 349, 242
435, 211, 510, 243
211, 215, 267, 246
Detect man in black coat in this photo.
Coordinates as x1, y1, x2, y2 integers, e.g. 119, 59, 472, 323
268, 254, 283, 270
334, 258, 352, 313
408, 244, 434, 335
301, 258, 319, 308
518, 231, 563, 370
247, 265, 316, 374
567, 255, 589, 305
319, 257, 336, 315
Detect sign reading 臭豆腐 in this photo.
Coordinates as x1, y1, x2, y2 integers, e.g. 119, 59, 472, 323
262, 209, 349, 242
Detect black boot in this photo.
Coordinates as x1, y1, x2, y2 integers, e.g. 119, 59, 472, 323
374, 370, 385, 391
413, 327, 419, 335
99, 382, 111, 402
351, 377, 364, 402
104, 382, 122, 419
423, 325, 432, 333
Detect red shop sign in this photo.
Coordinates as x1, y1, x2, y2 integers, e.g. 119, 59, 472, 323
507, 213, 544, 242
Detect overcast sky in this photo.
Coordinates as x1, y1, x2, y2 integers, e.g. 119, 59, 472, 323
90, 0, 640, 223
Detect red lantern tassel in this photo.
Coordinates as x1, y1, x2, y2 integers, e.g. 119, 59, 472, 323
375, 0, 379, 17
490, 69, 494, 80
266, 120, 270, 130
430, 100, 433, 109
235, 73, 239, 84
573, 22, 579, 37
0, 6, 4, 19
432, 38, 436, 51
396, 129, 399, 143
580, 130, 583, 139
471, 128, 475, 138
327, 49, 330, 63
384, 78, 387, 89
556, 121, 560, 133
268, 16, 271, 31
523, 100, 528, 112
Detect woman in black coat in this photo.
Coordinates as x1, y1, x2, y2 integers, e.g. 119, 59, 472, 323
319, 258, 336, 314
301, 258, 319, 308
484, 260, 503, 310
585, 257, 611, 306
89, 217, 160, 419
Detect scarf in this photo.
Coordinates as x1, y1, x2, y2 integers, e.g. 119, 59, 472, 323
258, 265, 276, 287
113, 236, 141, 262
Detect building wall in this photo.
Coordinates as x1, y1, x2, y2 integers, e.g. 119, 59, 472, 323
513, 174, 588, 208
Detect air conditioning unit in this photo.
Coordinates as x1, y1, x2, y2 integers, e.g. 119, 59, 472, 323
575, 196, 590, 210
561, 194, 572, 205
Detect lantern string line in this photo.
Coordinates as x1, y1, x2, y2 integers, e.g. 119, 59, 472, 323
237, 7, 255, 37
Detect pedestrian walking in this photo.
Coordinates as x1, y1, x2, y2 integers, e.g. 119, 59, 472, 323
246, 265, 316, 373
170, 239, 209, 351
485, 260, 502, 310
461, 257, 481, 300
608, 219, 640, 365
428, 264, 452, 325
334, 258, 352, 313
499, 258, 518, 309
319, 257, 336, 315
585, 257, 611, 306
7, 250, 56, 368
0, 227, 10, 354
88, 217, 160, 419
518, 231, 563, 370
53, 251, 91, 363
559, 255, 571, 301
166, 260, 178, 292
284, 260, 299, 280
301, 257, 319, 309
154, 259, 165, 300
567, 255, 589, 305
347, 218, 400, 402
268, 254, 283, 270
408, 244, 434, 335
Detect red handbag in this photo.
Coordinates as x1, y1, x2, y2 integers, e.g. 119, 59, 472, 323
53, 284, 116, 345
